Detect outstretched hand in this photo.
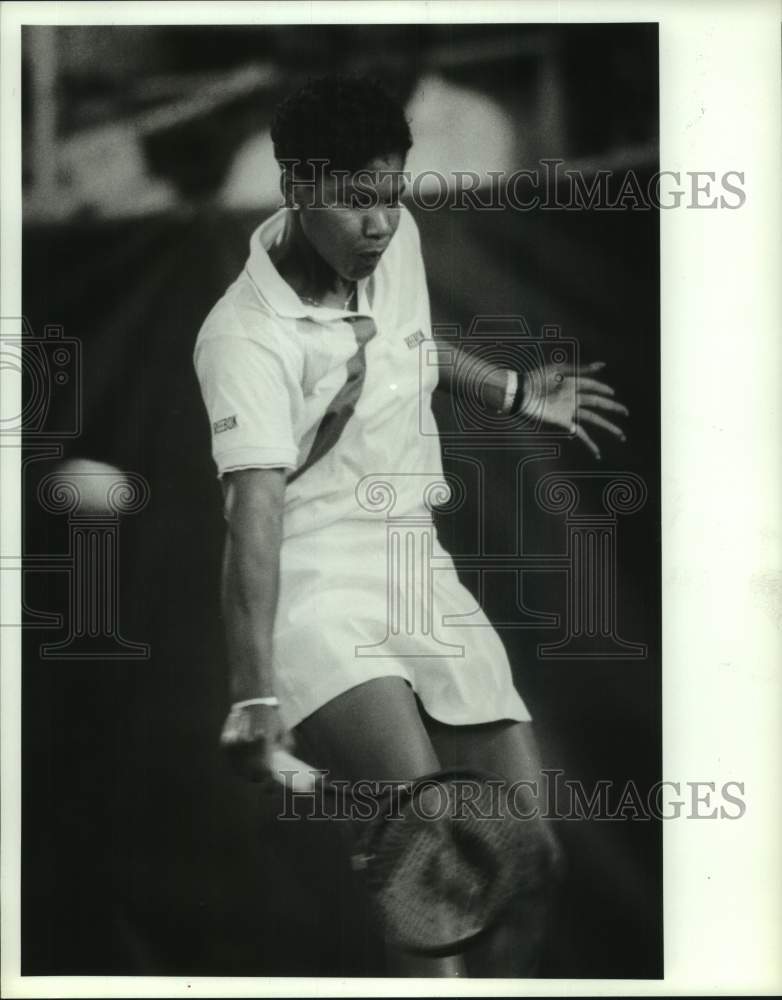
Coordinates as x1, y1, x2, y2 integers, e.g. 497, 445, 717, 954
520, 361, 628, 460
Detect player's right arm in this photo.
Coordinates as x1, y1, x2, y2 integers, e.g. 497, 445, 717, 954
219, 467, 291, 782
194, 304, 306, 782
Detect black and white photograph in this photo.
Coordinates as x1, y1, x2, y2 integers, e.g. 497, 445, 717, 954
1, 2, 779, 995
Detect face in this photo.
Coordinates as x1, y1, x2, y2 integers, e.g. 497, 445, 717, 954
294, 153, 407, 281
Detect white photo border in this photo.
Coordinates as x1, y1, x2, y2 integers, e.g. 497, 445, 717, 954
2, 1, 780, 996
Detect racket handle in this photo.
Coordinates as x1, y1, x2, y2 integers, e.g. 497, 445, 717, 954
270, 748, 318, 792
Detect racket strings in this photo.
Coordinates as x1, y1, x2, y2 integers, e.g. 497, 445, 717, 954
357, 776, 547, 954
379, 823, 484, 946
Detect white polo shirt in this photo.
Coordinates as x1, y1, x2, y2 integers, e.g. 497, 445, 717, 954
194, 204, 443, 539
194, 205, 530, 729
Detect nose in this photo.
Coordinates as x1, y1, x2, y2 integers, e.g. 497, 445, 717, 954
363, 207, 393, 241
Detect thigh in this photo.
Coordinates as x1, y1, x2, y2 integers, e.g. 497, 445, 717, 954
423, 714, 545, 787
294, 676, 440, 785
424, 714, 559, 853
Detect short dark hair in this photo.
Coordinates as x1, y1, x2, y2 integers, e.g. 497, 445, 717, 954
271, 74, 412, 175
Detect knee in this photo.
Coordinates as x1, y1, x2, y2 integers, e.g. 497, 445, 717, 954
490, 815, 563, 945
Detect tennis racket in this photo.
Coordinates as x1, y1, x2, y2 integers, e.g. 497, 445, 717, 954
269, 749, 551, 956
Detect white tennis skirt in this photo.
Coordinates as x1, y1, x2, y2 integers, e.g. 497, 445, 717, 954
271, 517, 531, 730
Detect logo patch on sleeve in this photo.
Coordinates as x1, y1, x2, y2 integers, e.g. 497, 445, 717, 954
404, 329, 425, 349
213, 415, 238, 434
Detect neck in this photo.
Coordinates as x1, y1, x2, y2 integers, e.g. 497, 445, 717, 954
271, 210, 353, 305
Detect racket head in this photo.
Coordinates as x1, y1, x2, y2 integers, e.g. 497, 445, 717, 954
354, 767, 550, 957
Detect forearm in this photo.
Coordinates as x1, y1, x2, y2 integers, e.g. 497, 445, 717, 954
435, 342, 517, 413
221, 507, 283, 703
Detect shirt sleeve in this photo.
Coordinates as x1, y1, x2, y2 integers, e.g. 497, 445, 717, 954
194, 316, 304, 478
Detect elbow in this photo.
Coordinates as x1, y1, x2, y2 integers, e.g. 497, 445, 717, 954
221, 469, 286, 543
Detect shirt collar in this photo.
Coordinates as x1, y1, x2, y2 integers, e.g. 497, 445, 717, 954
245, 208, 372, 320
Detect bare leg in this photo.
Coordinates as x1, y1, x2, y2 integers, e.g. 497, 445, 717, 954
294, 677, 465, 978
424, 714, 562, 978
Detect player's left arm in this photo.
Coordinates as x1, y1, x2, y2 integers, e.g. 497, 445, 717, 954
401, 203, 628, 458
434, 342, 629, 461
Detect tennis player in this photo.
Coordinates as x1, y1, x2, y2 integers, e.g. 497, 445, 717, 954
194, 75, 628, 977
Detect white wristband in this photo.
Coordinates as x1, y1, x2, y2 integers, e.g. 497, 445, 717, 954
232, 696, 279, 710
500, 369, 518, 414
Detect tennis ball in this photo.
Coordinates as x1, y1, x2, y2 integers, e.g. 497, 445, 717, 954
51, 457, 130, 515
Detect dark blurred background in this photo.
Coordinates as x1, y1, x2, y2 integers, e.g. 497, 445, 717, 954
21, 23, 660, 978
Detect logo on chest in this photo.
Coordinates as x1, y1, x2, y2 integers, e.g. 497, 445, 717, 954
404, 328, 425, 349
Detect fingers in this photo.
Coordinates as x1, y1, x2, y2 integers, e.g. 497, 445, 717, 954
578, 393, 628, 416
573, 423, 601, 460
220, 705, 253, 745
559, 360, 605, 376
578, 408, 626, 441
553, 362, 628, 461
575, 377, 615, 396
